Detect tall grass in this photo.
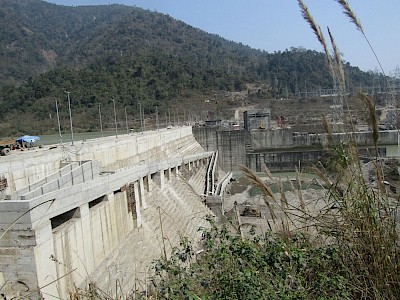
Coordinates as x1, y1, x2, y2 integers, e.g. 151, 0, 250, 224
293, 1, 399, 298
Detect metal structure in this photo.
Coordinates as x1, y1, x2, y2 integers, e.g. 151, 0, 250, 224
384, 67, 400, 129
65, 91, 74, 145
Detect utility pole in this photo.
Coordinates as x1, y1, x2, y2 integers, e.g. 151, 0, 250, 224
125, 106, 129, 134
65, 91, 74, 145
55, 100, 62, 144
112, 98, 118, 138
139, 102, 143, 133
156, 106, 159, 131
142, 106, 145, 131
98, 103, 103, 137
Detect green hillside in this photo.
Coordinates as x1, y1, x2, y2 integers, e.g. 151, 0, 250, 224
0, 0, 381, 136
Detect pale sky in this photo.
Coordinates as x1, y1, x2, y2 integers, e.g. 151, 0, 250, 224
45, 0, 399, 75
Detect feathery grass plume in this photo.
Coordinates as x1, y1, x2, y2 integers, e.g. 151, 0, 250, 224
358, 92, 379, 149
296, 3, 400, 296
295, 167, 305, 211
297, 0, 322, 44
335, 0, 363, 32
240, 165, 275, 200
327, 26, 361, 138
262, 162, 274, 181
335, 0, 387, 79
239, 165, 277, 222
322, 115, 335, 146
288, 178, 297, 194
297, 0, 334, 77
337, 0, 396, 130
278, 178, 291, 233
279, 178, 288, 210
319, 25, 335, 79
327, 27, 345, 90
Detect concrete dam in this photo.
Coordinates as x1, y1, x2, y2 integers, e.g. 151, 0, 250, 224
0, 127, 229, 299
0, 123, 397, 299
193, 127, 398, 171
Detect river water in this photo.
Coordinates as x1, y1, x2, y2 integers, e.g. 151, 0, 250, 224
385, 144, 400, 157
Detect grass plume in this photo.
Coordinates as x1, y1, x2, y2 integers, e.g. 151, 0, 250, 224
335, 0, 387, 78
335, 0, 363, 32
358, 92, 379, 149
327, 27, 345, 90
297, 0, 334, 77
240, 165, 277, 222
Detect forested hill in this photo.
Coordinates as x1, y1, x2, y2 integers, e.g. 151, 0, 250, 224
0, 0, 378, 135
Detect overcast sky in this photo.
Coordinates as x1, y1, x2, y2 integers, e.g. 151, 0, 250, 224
45, 0, 399, 75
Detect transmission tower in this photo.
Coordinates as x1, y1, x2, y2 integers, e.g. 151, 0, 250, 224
384, 67, 400, 129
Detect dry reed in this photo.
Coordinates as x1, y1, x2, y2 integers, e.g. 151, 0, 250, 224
239, 165, 277, 222
297, 0, 334, 78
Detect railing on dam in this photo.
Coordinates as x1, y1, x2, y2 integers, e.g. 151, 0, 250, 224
11, 160, 101, 200
215, 172, 233, 197
0, 151, 214, 227
204, 150, 232, 217
205, 151, 218, 195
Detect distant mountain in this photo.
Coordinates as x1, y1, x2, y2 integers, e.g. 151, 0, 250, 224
0, 0, 381, 136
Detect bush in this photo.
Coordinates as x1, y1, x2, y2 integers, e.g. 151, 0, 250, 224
149, 221, 351, 299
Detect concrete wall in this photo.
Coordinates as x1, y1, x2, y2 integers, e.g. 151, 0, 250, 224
0, 127, 198, 195
193, 128, 247, 171
243, 109, 271, 130
293, 130, 399, 147
194, 127, 399, 172
48, 191, 134, 298
330, 130, 398, 146
247, 150, 325, 172
88, 171, 213, 295
0, 126, 212, 299
249, 128, 293, 149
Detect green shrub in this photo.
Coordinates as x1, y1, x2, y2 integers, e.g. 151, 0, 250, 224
149, 221, 351, 299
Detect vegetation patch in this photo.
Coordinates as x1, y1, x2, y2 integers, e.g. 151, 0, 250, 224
149, 223, 350, 300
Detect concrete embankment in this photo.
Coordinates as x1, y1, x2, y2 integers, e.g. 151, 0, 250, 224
0, 126, 214, 299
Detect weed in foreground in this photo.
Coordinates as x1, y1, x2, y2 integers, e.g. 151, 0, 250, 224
149, 221, 350, 300
297, 0, 400, 297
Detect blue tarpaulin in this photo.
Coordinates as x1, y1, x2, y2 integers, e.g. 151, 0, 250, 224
16, 135, 40, 143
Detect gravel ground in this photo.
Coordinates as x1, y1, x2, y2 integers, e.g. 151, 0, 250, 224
224, 174, 330, 235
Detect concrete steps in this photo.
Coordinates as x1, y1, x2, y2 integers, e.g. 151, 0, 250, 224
88, 173, 213, 296
142, 192, 184, 248
167, 176, 212, 236
188, 164, 208, 195
161, 135, 204, 158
